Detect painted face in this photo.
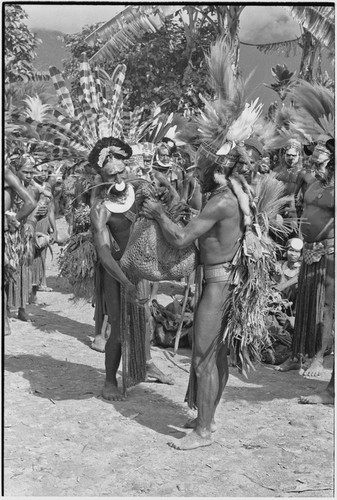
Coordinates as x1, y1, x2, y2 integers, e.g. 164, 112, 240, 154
312, 146, 330, 182
287, 248, 301, 263
259, 156, 270, 174
34, 165, 49, 183
101, 158, 127, 193
284, 147, 300, 168
17, 165, 34, 187
157, 147, 171, 165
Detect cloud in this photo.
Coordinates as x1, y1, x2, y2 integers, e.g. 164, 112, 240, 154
23, 3, 124, 34
240, 6, 301, 44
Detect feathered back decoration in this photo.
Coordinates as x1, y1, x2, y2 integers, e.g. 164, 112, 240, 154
287, 81, 334, 143
11, 53, 128, 164
23, 95, 52, 122
180, 37, 263, 163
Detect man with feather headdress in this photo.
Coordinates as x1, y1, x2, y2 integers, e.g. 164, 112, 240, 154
89, 137, 173, 400
275, 82, 334, 387
141, 38, 289, 449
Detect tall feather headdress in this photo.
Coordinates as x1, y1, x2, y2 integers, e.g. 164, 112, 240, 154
9, 53, 128, 164
263, 82, 334, 153
177, 37, 263, 166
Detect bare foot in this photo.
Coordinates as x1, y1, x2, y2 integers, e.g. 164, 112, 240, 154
303, 358, 324, 377
299, 389, 334, 405
184, 418, 216, 433
146, 361, 174, 385
168, 430, 212, 450
102, 381, 126, 401
18, 308, 30, 322
275, 358, 300, 372
90, 335, 106, 353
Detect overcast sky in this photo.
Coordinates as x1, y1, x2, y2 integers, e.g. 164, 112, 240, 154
22, 3, 301, 42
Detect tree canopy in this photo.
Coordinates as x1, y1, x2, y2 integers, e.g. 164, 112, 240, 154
4, 5, 43, 83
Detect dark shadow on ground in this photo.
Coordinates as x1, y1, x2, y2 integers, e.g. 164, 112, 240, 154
4, 353, 187, 438
26, 304, 94, 347
5, 352, 333, 440
45, 275, 74, 296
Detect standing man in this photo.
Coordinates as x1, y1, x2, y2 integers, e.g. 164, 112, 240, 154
7, 154, 46, 322
89, 137, 173, 401
141, 146, 248, 450
4, 165, 37, 335
277, 140, 334, 377
30, 162, 59, 300
274, 139, 303, 236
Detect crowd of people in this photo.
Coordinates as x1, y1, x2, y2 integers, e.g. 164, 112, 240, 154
4, 38, 334, 450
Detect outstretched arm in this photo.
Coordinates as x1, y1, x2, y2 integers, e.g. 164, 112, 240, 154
141, 195, 227, 248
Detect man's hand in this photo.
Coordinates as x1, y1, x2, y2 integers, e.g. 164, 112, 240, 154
141, 199, 165, 220
36, 204, 48, 217
157, 186, 171, 204
124, 282, 147, 306
24, 222, 35, 239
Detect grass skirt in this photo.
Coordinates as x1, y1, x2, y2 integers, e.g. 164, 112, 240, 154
94, 264, 147, 393
7, 263, 32, 309
292, 255, 330, 359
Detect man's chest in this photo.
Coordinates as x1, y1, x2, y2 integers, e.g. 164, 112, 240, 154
305, 183, 334, 210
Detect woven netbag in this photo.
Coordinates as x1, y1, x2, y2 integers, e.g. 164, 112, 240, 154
120, 217, 198, 281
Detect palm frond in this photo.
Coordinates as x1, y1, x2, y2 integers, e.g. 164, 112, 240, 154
284, 5, 335, 50
87, 5, 176, 63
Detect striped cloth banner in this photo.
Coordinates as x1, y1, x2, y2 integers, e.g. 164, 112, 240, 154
49, 67, 75, 118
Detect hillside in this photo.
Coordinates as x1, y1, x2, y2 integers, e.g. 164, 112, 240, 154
34, 29, 68, 71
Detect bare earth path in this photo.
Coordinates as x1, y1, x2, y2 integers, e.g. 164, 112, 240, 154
4, 218, 334, 497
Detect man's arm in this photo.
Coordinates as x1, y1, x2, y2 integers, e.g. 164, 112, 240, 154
48, 198, 58, 243
90, 202, 135, 289
5, 168, 37, 222
141, 195, 230, 248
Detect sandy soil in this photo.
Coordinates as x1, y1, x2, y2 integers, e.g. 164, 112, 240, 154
4, 218, 334, 497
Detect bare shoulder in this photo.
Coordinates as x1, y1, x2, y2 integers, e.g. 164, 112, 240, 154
203, 189, 239, 219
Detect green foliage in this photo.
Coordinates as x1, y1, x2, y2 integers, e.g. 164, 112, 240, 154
62, 18, 214, 113
62, 22, 104, 76
4, 5, 42, 83
264, 64, 296, 101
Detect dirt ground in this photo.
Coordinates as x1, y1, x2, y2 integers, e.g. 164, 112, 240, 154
4, 218, 335, 497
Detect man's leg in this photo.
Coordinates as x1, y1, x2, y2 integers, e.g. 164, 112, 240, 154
304, 255, 334, 377
4, 289, 11, 336
169, 281, 229, 450
101, 271, 125, 401
300, 367, 334, 404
